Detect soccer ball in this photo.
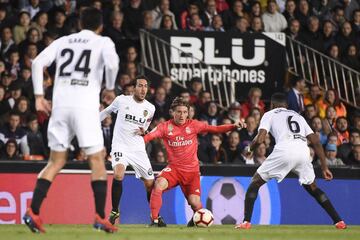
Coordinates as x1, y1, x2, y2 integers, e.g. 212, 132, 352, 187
206, 178, 245, 224
192, 208, 214, 227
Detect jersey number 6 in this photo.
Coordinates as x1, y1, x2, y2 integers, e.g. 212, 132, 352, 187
287, 116, 300, 133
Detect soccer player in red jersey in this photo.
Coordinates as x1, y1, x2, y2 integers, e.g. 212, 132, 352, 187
141, 97, 246, 226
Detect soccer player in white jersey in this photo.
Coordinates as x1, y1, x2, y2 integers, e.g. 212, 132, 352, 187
100, 75, 166, 227
236, 93, 347, 230
23, 8, 119, 233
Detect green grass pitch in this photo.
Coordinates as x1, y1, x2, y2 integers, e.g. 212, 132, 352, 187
1, 224, 359, 240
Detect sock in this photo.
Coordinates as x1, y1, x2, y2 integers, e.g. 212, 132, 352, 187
303, 185, 342, 224
243, 183, 260, 222
191, 203, 203, 212
111, 179, 122, 212
30, 178, 52, 215
150, 188, 163, 220
91, 180, 107, 219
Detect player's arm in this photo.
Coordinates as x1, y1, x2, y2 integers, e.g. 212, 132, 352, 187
143, 125, 164, 143
249, 128, 267, 152
200, 121, 246, 134
100, 96, 121, 121
102, 37, 119, 91
307, 133, 333, 181
32, 38, 61, 115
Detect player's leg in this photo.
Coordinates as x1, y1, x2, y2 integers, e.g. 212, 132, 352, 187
302, 181, 346, 229
235, 172, 266, 229
109, 163, 126, 224
75, 109, 116, 232
23, 150, 67, 233
143, 178, 167, 227
295, 155, 346, 229
149, 176, 168, 226
186, 194, 202, 227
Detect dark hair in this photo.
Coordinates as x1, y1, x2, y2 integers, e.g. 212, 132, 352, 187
171, 97, 190, 110
290, 75, 303, 87
80, 7, 103, 31
160, 14, 174, 29
134, 75, 150, 86
336, 116, 348, 124
9, 110, 20, 117
271, 92, 287, 105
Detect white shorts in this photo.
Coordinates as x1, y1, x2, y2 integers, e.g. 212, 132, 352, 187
257, 144, 315, 185
47, 108, 103, 152
111, 150, 154, 180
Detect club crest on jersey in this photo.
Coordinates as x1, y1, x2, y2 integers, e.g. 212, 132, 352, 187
168, 124, 174, 135
143, 110, 148, 117
185, 127, 191, 134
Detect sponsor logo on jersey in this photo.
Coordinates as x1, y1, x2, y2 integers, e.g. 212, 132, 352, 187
143, 110, 148, 117
168, 136, 193, 147
168, 124, 174, 135
185, 127, 191, 134
71, 79, 89, 86
125, 114, 146, 125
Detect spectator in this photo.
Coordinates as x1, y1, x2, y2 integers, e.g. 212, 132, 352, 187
124, 62, 138, 80
26, 114, 47, 158
241, 87, 265, 118
352, 9, 360, 33
22, 42, 38, 69
179, 90, 191, 103
152, 86, 170, 119
203, 0, 218, 27
30, 11, 48, 39
189, 77, 203, 103
241, 141, 254, 164
19, 67, 34, 101
335, 116, 350, 145
221, 0, 249, 30
341, 44, 360, 71
262, 0, 287, 32
225, 131, 244, 164
0, 138, 21, 160
188, 104, 196, 119
143, 11, 155, 31
249, 1, 262, 20
13, 10, 31, 44
343, 0, 360, 21
321, 143, 344, 166
123, 83, 135, 96
1, 71, 13, 94
282, 0, 296, 23
284, 18, 301, 40
304, 104, 318, 124
0, 111, 29, 155
102, 115, 113, 157
322, 105, 338, 135
151, 0, 177, 29
15, 96, 31, 127
239, 115, 258, 146
250, 16, 264, 32
346, 144, 360, 165
205, 14, 225, 31
254, 142, 267, 165
160, 14, 176, 30
299, 16, 324, 52
48, 7, 67, 37
201, 101, 220, 126
311, 116, 328, 145
227, 101, 243, 123
180, 1, 201, 30
103, 11, 125, 55
311, 0, 332, 21
304, 84, 323, 112
7, 81, 23, 109
0, 27, 15, 60
154, 149, 166, 163
160, 76, 174, 101
208, 134, 227, 164
195, 91, 211, 116
327, 131, 339, 145
18, 27, 41, 58
249, 107, 262, 126
24, 0, 40, 19
188, 13, 205, 31
337, 129, 360, 160
322, 20, 336, 51
287, 76, 306, 113
295, 0, 312, 29
230, 16, 249, 33
326, 43, 341, 61
320, 89, 347, 118
123, 0, 144, 39
335, 21, 358, 56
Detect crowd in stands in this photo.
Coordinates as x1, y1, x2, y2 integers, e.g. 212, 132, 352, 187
0, 0, 359, 167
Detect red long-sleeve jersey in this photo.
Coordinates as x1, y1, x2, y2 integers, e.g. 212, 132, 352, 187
144, 119, 236, 172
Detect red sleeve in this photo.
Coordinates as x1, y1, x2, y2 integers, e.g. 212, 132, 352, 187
143, 124, 164, 143
196, 121, 236, 134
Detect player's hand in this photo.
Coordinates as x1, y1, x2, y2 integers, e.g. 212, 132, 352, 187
134, 127, 146, 136
322, 168, 333, 181
234, 121, 246, 129
35, 95, 51, 115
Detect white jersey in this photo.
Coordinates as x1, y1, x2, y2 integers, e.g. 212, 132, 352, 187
32, 29, 119, 110
100, 95, 155, 151
259, 107, 313, 147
